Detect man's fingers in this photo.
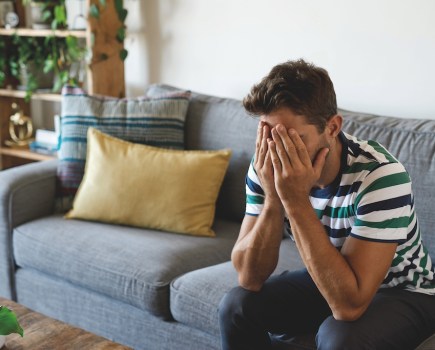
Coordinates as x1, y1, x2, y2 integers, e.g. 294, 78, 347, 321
268, 139, 282, 173
287, 129, 311, 166
273, 125, 297, 167
255, 122, 267, 167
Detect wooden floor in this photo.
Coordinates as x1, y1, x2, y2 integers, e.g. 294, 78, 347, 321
0, 297, 132, 350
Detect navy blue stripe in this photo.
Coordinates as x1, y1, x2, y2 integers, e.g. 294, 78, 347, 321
246, 175, 264, 196
325, 226, 352, 239
349, 233, 403, 243
347, 138, 378, 161
383, 246, 422, 284
62, 121, 184, 129
62, 116, 184, 124
357, 194, 412, 215
245, 212, 259, 217
335, 181, 363, 197
406, 220, 418, 241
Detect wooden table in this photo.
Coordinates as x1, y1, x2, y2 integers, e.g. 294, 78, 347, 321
0, 298, 132, 350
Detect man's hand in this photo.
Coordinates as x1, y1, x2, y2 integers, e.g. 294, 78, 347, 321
268, 124, 329, 207
254, 121, 281, 203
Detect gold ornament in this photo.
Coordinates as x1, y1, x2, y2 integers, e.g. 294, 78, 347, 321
5, 103, 34, 147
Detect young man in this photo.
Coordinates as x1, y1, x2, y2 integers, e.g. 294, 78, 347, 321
218, 59, 435, 350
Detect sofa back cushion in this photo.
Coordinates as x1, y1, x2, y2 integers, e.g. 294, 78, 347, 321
341, 109, 435, 258
147, 85, 258, 222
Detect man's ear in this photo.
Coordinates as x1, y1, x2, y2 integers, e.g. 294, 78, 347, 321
326, 114, 342, 137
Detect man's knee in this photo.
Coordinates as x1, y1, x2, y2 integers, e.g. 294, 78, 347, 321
218, 286, 262, 324
316, 316, 369, 350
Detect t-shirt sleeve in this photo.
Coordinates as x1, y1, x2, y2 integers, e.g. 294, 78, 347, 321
245, 157, 265, 216
351, 162, 413, 242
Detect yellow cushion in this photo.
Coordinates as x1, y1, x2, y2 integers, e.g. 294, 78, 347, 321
65, 128, 232, 237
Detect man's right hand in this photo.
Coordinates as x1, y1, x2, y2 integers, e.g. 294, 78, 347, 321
254, 121, 281, 205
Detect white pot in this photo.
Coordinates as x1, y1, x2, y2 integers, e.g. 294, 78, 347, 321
0, 335, 5, 348
30, 1, 51, 29
65, 0, 87, 30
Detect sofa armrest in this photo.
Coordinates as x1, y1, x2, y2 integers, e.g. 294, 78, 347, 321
0, 160, 58, 299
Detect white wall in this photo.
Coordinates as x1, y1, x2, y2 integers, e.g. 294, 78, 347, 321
124, 0, 435, 120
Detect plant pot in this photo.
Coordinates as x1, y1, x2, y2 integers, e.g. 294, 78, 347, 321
30, 1, 53, 29
18, 62, 54, 91
65, 0, 87, 30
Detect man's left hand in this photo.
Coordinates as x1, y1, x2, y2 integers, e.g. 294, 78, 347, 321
268, 124, 329, 207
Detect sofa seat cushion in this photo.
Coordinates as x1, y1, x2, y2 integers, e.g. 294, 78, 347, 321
170, 238, 305, 337
13, 215, 239, 319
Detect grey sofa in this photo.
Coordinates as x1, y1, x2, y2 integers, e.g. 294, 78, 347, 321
1, 84, 435, 350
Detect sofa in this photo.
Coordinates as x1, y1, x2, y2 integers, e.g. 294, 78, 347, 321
1, 84, 435, 350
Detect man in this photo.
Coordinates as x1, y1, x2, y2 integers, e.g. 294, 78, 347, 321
218, 59, 435, 350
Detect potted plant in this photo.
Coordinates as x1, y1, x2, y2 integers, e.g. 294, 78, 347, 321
8, 35, 53, 96
7, 32, 86, 100
22, 0, 66, 29
0, 305, 23, 348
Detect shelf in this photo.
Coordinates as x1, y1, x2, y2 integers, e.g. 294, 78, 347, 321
0, 28, 86, 38
0, 89, 62, 102
0, 146, 56, 161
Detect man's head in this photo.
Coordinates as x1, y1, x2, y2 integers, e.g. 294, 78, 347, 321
243, 59, 337, 133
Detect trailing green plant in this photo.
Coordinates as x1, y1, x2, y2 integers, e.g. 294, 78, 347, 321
8, 34, 86, 100
45, 35, 87, 91
0, 1, 87, 99
9, 35, 47, 98
0, 305, 23, 337
89, 0, 128, 61
22, 0, 67, 29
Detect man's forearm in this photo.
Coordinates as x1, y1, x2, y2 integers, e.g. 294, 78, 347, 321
285, 197, 369, 320
232, 200, 284, 291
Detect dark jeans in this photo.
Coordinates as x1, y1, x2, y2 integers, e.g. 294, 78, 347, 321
218, 269, 435, 350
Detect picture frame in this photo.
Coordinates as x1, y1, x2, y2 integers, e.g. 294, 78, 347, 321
0, 0, 14, 28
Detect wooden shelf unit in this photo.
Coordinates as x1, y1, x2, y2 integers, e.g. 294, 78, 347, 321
0, 28, 87, 38
0, 146, 56, 161
0, 89, 62, 101
0, 0, 126, 170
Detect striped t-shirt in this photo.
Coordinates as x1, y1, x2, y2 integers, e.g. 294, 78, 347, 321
245, 131, 435, 294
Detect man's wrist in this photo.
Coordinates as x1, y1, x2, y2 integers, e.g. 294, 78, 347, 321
282, 195, 311, 217
263, 196, 284, 215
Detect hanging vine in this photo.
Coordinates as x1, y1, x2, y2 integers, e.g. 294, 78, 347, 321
89, 0, 128, 61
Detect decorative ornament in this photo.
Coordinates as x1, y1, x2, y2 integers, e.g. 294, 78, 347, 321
5, 103, 34, 147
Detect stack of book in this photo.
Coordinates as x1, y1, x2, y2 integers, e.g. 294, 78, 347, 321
29, 115, 60, 156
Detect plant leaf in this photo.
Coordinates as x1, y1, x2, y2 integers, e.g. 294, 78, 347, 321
99, 0, 107, 8
54, 5, 67, 26
0, 306, 23, 337
114, 0, 123, 13
89, 4, 100, 19
116, 27, 125, 43
118, 9, 128, 22
44, 58, 55, 73
119, 49, 128, 61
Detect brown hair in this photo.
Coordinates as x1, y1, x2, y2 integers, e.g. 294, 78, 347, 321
243, 59, 337, 132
